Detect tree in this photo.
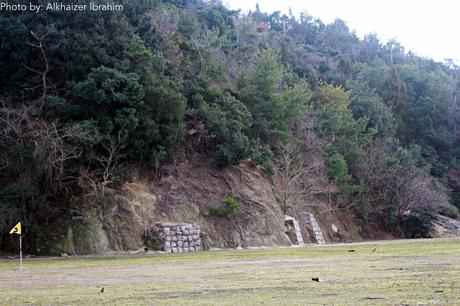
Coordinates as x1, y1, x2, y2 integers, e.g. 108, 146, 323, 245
390, 149, 449, 224
191, 82, 252, 166
348, 81, 395, 139
314, 83, 371, 176
25, 30, 52, 113
125, 35, 186, 167
276, 141, 310, 213
275, 138, 327, 213
238, 49, 310, 144
71, 66, 144, 138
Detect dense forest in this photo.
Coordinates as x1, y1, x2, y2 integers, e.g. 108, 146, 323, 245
1, 0, 459, 252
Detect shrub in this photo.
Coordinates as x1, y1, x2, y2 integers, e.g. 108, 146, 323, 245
209, 196, 241, 217
439, 204, 459, 219
401, 211, 437, 238
285, 228, 298, 244
143, 235, 163, 251
191, 84, 252, 167
251, 144, 275, 176
143, 226, 164, 251
326, 152, 349, 185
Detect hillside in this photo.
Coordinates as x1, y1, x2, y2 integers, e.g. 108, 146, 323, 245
1, 0, 459, 254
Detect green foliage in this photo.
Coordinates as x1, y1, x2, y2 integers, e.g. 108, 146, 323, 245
439, 204, 459, 219
450, 180, 460, 209
72, 66, 144, 132
209, 196, 242, 217
326, 152, 363, 200
191, 82, 252, 166
347, 81, 395, 138
0, 181, 59, 253
197, 3, 237, 37
143, 233, 163, 251
401, 211, 437, 238
314, 84, 370, 201
192, 83, 274, 170
315, 84, 371, 172
2, 0, 460, 252
238, 49, 310, 143
128, 42, 186, 165
250, 144, 275, 176
326, 152, 349, 185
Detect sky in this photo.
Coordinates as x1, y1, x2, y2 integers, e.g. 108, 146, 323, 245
224, 0, 460, 63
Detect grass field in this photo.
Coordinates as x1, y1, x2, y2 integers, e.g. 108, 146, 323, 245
1, 238, 460, 305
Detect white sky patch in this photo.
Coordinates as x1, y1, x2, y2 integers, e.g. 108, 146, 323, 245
224, 0, 460, 63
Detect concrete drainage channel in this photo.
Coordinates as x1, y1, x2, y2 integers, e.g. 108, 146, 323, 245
285, 213, 326, 246
285, 215, 305, 246
304, 213, 326, 245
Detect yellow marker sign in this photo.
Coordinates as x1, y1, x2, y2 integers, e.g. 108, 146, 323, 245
9, 222, 22, 235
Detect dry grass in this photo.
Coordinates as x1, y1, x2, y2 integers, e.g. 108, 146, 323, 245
1, 238, 460, 305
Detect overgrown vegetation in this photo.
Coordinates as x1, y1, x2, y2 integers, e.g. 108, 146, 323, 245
209, 196, 241, 217
1, 0, 459, 252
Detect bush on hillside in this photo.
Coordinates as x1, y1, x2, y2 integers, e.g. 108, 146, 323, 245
209, 196, 241, 217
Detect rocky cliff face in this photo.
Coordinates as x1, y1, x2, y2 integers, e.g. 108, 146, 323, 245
431, 215, 460, 237
43, 154, 367, 255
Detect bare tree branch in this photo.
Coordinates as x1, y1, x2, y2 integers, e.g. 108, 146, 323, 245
0, 104, 86, 193
26, 30, 51, 112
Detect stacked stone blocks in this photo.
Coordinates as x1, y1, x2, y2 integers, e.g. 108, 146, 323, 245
158, 223, 202, 253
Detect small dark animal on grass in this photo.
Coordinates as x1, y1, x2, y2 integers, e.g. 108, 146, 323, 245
348, 249, 355, 252
311, 277, 320, 282
100, 287, 104, 294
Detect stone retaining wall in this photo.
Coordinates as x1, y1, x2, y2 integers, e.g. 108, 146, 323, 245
154, 223, 202, 253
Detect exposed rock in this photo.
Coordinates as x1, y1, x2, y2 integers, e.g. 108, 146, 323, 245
431, 215, 460, 237
332, 224, 338, 233
41, 154, 365, 255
